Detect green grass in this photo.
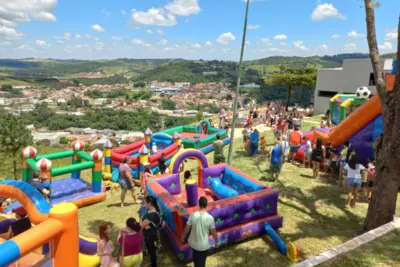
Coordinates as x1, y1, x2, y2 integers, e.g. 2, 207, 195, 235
320, 230, 400, 267
76, 127, 400, 267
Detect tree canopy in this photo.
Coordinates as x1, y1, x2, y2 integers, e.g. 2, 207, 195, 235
264, 66, 317, 88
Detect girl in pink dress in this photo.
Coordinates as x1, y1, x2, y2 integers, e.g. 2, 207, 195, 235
97, 224, 116, 267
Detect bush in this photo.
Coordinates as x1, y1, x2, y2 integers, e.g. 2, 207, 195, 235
59, 136, 68, 145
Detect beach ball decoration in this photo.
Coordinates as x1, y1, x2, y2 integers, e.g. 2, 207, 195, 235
36, 158, 52, 171
104, 139, 113, 149
71, 140, 85, 151
139, 145, 148, 155
90, 149, 104, 161
144, 128, 152, 136
22, 146, 37, 158
356, 86, 371, 99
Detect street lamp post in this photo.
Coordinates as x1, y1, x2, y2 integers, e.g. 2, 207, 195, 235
227, 0, 251, 164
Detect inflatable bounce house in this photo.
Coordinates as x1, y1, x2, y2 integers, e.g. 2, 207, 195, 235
106, 128, 181, 181
0, 181, 100, 267
146, 149, 298, 263
161, 120, 230, 154
6, 141, 106, 212
329, 93, 368, 125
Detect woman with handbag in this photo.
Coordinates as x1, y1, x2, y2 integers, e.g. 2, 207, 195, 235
118, 218, 143, 267
141, 196, 161, 267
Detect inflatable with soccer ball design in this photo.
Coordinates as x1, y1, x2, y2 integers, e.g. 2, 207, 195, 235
356, 86, 371, 99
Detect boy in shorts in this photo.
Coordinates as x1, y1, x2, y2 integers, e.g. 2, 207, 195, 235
269, 139, 283, 180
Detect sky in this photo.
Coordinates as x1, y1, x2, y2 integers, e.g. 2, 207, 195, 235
0, 0, 398, 60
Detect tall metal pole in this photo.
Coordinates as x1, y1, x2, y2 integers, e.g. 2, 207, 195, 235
227, 0, 251, 164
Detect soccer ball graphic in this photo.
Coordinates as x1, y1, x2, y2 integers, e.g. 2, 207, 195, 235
356, 86, 371, 99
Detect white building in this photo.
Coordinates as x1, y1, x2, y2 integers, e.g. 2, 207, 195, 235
313, 58, 394, 115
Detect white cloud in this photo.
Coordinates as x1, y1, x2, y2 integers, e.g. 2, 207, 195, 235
217, 32, 236, 44
85, 34, 93, 39
112, 36, 123, 41
205, 41, 212, 47
75, 34, 82, 40
92, 24, 105, 32
164, 44, 179, 51
15, 44, 35, 51
146, 29, 153, 34
132, 8, 177, 26
245, 40, 251, 45
274, 34, 287, 40
94, 37, 100, 41
260, 38, 271, 45
268, 47, 284, 52
311, 3, 346, 20
280, 41, 288, 46
94, 42, 104, 50
158, 39, 168, 45
222, 48, 231, 53
332, 34, 340, 39
64, 32, 71, 40
0, 41, 11, 46
64, 48, 72, 53
121, 9, 127, 15
157, 29, 164, 35
36, 40, 50, 48
0, 25, 19, 37
348, 30, 365, 38
344, 42, 357, 49
32, 12, 56, 21
190, 42, 201, 49
378, 42, 392, 50
165, 0, 200, 16
320, 44, 328, 50
131, 39, 152, 48
385, 29, 398, 41
293, 40, 308, 51
248, 24, 260, 30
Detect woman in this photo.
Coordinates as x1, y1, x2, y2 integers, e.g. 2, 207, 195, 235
311, 137, 325, 179
141, 166, 152, 198
118, 218, 143, 267
344, 152, 365, 208
303, 137, 312, 168
97, 224, 115, 267
119, 158, 140, 207
140, 196, 161, 267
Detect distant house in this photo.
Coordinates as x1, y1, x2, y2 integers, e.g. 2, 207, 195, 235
203, 71, 218, 76
241, 83, 260, 89
0, 98, 10, 106
313, 58, 393, 115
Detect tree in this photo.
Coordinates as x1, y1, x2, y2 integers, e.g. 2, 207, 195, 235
362, 1, 400, 231
134, 82, 145, 88
161, 99, 176, 110
1, 84, 12, 91
33, 102, 54, 123
264, 67, 317, 111
0, 113, 33, 179
196, 111, 204, 121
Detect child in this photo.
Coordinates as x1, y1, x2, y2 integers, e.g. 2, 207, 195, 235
324, 142, 333, 175
303, 137, 312, 168
183, 170, 192, 184
330, 149, 340, 178
31, 172, 52, 201
141, 166, 152, 198
366, 157, 376, 201
260, 136, 266, 155
245, 137, 251, 156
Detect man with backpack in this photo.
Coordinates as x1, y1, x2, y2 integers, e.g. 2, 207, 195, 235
182, 197, 218, 267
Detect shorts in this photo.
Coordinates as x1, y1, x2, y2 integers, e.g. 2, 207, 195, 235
368, 181, 374, 188
305, 148, 312, 157
361, 182, 368, 188
119, 178, 133, 190
274, 130, 282, 137
290, 145, 300, 153
243, 136, 248, 143
270, 163, 282, 174
121, 252, 143, 266
347, 178, 361, 189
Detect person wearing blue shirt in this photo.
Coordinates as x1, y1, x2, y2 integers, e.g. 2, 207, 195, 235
270, 139, 283, 180
249, 129, 259, 156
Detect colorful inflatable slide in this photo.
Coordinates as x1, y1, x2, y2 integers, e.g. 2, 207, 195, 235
0, 180, 99, 267
329, 94, 367, 125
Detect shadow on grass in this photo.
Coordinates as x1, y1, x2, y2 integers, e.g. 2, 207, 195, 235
86, 219, 116, 236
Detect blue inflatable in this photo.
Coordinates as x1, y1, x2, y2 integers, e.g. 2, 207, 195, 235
111, 168, 120, 183
264, 223, 287, 255
209, 178, 239, 199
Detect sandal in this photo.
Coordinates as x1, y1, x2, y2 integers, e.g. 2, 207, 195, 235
345, 204, 350, 209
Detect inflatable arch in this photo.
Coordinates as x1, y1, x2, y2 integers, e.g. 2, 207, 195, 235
198, 120, 211, 134
169, 149, 209, 187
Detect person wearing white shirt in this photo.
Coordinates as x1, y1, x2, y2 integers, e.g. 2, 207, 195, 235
344, 152, 365, 209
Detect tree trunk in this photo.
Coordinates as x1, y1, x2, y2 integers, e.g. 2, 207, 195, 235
363, 2, 400, 231
13, 159, 17, 180
286, 85, 291, 112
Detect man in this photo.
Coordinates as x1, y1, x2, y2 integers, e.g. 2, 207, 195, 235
270, 139, 284, 180
182, 197, 218, 267
213, 134, 225, 164
289, 126, 303, 162
249, 128, 259, 157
